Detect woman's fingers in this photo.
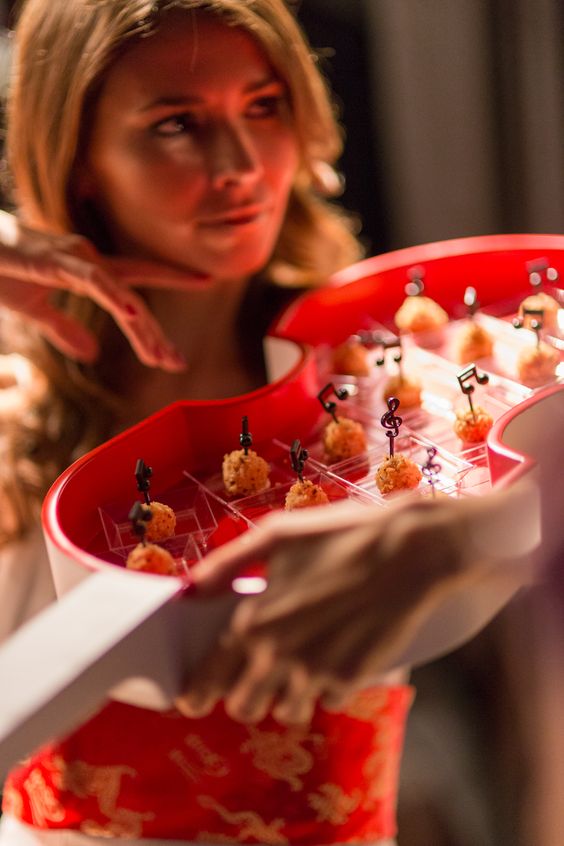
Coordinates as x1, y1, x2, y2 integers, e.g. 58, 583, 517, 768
105, 257, 211, 291
223, 639, 283, 724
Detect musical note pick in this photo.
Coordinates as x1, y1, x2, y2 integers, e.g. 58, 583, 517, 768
290, 439, 309, 481
526, 258, 559, 288
129, 500, 152, 545
463, 286, 479, 317
422, 446, 442, 498
513, 307, 544, 346
374, 334, 403, 375
134, 458, 153, 505
381, 396, 402, 457
317, 382, 349, 422
456, 364, 489, 419
405, 265, 425, 297
240, 415, 253, 455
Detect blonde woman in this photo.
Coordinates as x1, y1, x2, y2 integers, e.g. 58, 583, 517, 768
0, 2, 537, 845
0, 2, 412, 845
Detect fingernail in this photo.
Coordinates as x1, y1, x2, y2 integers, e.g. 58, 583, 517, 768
124, 303, 138, 317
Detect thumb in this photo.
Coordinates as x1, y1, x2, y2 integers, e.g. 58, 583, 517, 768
191, 530, 270, 596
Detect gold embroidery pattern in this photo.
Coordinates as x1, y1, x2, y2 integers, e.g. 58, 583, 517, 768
362, 718, 397, 808
2, 782, 24, 818
197, 795, 288, 844
169, 734, 230, 783
240, 726, 324, 791
60, 760, 153, 838
324, 689, 390, 722
185, 734, 230, 778
23, 769, 66, 826
307, 783, 362, 825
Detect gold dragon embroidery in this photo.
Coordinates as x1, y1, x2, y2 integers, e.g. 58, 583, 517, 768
197, 795, 288, 844
59, 759, 153, 838
240, 726, 324, 791
307, 782, 362, 825
22, 768, 66, 826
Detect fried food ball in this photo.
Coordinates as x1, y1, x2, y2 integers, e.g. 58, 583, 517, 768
142, 501, 176, 542
222, 448, 270, 497
453, 322, 494, 364
285, 479, 330, 510
518, 292, 560, 333
394, 296, 449, 334
453, 407, 494, 443
517, 341, 559, 387
382, 375, 422, 409
375, 453, 422, 495
331, 340, 371, 377
323, 417, 368, 462
126, 542, 177, 575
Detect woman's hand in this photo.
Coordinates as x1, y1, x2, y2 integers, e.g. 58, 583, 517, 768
177, 494, 507, 725
0, 210, 208, 370
178, 483, 537, 724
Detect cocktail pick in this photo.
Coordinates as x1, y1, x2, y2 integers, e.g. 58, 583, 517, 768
381, 396, 402, 457
456, 364, 489, 420
526, 258, 559, 288
405, 265, 425, 297
240, 415, 253, 455
464, 286, 479, 318
134, 458, 153, 505
129, 500, 152, 546
317, 382, 349, 423
513, 307, 544, 347
375, 334, 403, 378
422, 446, 442, 498
290, 439, 309, 482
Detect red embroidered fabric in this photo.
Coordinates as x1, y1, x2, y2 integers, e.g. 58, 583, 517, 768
4, 686, 413, 843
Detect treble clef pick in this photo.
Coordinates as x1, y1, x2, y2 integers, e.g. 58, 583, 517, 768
422, 446, 442, 497
381, 396, 402, 456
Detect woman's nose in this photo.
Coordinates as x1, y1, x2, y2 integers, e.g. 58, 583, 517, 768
208, 122, 264, 189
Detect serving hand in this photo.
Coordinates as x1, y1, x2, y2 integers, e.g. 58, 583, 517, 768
0, 210, 208, 370
178, 493, 510, 725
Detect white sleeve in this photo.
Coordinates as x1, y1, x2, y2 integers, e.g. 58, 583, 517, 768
0, 527, 57, 645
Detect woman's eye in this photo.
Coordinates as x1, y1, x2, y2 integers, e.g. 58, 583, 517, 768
246, 95, 285, 118
153, 114, 199, 136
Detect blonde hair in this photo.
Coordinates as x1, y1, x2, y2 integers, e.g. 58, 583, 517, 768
1, 0, 362, 542
8, 0, 360, 284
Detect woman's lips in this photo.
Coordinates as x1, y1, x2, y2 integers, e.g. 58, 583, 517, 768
198, 204, 269, 227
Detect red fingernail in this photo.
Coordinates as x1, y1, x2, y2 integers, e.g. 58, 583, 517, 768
125, 303, 137, 317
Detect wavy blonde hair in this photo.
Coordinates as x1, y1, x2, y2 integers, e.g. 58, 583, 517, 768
0, 0, 362, 542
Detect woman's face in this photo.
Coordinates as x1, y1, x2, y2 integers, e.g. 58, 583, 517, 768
79, 12, 299, 281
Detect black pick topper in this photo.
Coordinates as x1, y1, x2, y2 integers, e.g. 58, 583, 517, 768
381, 396, 402, 457
240, 415, 253, 455
463, 286, 479, 317
290, 439, 309, 481
317, 382, 349, 423
526, 258, 559, 289
135, 458, 153, 505
374, 334, 403, 375
457, 364, 489, 419
513, 307, 544, 346
129, 500, 152, 545
405, 265, 425, 297
422, 446, 442, 497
